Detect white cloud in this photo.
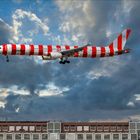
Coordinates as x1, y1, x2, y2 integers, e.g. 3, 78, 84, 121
11, 9, 49, 43
0, 101, 6, 108
135, 94, 140, 101
15, 107, 20, 113
9, 85, 30, 96
127, 101, 135, 107
87, 57, 126, 80
56, 0, 95, 45
0, 88, 9, 108
123, 0, 134, 14
38, 82, 70, 97
106, 30, 112, 38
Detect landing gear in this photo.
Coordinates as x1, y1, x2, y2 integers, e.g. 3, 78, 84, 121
59, 61, 65, 64
64, 60, 70, 63
59, 58, 70, 64
6, 55, 9, 62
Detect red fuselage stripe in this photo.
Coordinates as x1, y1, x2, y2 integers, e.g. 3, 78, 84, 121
29, 45, 34, 55
48, 45, 52, 55
38, 45, 43, 55
20, 44, 25, 55
2, 44, 7, 55
92, 47, 96, 57
109, 43, 114, 56
65, 45, 70, 50
101, 47, 106, 57
56, 45, 61, 52
83, 47, 87, 57
12, 44, 16, 55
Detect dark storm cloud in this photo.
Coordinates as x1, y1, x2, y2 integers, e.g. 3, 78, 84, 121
0, 0, 140, 121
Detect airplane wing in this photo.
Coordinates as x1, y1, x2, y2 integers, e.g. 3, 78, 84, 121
61, 44, 90, 56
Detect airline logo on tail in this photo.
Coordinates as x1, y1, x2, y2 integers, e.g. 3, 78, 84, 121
0, 29, 131, 64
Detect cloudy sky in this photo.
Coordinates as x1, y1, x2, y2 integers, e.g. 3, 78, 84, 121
0, 0, 140, 121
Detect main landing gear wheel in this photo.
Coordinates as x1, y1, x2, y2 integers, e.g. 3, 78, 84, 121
59, 61, 65, 64
65, 60, 70, 63
59, 60, 70, 64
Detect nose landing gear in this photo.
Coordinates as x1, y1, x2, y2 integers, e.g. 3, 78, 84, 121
6, 55, 9, 62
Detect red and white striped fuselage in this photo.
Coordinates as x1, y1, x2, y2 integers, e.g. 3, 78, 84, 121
0, 44, 128, 58
0, 29, 131, 62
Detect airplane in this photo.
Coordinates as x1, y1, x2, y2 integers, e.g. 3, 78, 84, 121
0, 29, 131, 64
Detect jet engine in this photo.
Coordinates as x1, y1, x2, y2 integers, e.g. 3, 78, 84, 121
42, 52, 62, 60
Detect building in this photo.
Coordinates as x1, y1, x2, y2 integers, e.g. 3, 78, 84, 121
0, 120, 139, 140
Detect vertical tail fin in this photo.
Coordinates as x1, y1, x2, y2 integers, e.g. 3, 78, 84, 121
109, 29, 131, 52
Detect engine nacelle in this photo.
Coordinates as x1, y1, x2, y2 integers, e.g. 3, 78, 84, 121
42, 52, 62, 60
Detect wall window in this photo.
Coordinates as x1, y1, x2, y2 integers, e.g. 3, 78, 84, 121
70, 126, 76, 131
104, 126, 109, 131
123, 126, 129, 131
110, 126, 116, 132
84, 126, 89, 131
48, 123, 53, 129
137, 123, 140, 129
60, 134, 66, 140
77, 126, 82, 132
113, 134, 119, 140
6, 134, 12, 140
15, 134, 21, 140
54, 123, 60, 130
42, 126, 47, 131
131, 134, 137, 140
97, 126, 103, 131
9, 126, 15, 131
48, 123, 53, 133
130, 123, 136, 129
104, 134, 110, 140
86, 134, 92, 140
33, 134, 39, 140
29, 126, 35, 131
23, 126, 28, 131
77, 134, 83, 140
0, 134, 3, 140
122, 134, 128, 140
117, 126, 122, 131
130, 130, 136, 133
24, 134, 30, 140
16, 126, 21, 131
95, 134, 101, 140
48, 122, 60, 133
42, 134, 48, 140
2, 126, 8, 131
36, 126, 41, 131
64, 126, 69, 131
54, 123, 60, 133
90, 126, 96, 131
